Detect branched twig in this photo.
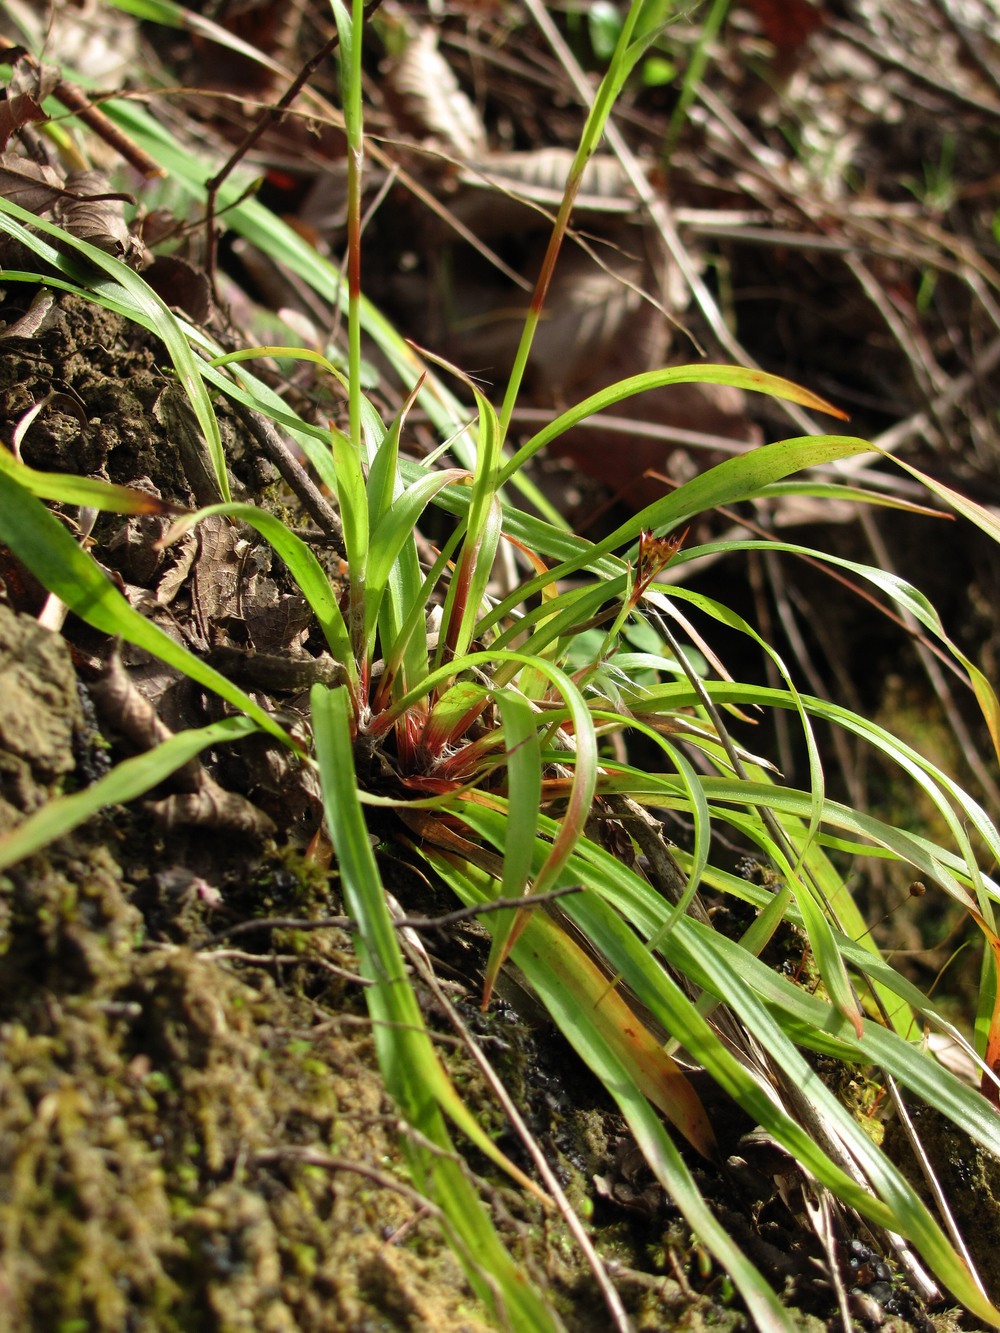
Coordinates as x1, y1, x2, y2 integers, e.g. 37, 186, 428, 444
0, 36, 165, 179
249, 1145, 441, 1217
202, 0, 385, 285
201, 885, 583, 947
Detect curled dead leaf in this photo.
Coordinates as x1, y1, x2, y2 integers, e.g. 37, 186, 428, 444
55, 169, 137, 258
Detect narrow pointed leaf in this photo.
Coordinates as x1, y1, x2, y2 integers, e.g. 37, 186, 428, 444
0, 444, 183, 513
0, 472, 295, 747
482, 690, 543, 997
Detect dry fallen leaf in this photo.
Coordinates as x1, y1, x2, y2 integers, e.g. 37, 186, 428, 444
55, 169, 136, 258
387, 27, 487, 159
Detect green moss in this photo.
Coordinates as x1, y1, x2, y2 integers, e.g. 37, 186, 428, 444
0, 593, 507, 1333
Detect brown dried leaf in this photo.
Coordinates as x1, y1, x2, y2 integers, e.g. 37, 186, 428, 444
533, 250, 644, 394
155, 531, 199, 607
188, 515, 242, 646
0, 90, 46, 151
7, 51, 60, 102
90, 645, 203, 791
0, 152, 65, 213
388, 28, 486, 159
142, 254, 212, 323
453, 246, 643, 394
55, 169, 136, 257
459, 149, 638, 215
0, 51, 59, 150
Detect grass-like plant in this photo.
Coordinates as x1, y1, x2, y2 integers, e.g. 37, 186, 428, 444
2, 1, 1000, 1327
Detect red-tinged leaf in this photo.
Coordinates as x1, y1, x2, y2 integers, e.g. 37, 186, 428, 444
0, 53, 59, 151
480, 662, 598, 1008
503, 533, 558, 600
419, 681, 490, 760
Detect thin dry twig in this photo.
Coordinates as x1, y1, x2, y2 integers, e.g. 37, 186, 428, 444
883, 1074, 984, 1301
0, 36, 166, 179
196, 947, 368, 985
392, 903, 637, 1333
249, 1145, 441, 1216
202, 0, 385, 284
201, 884, 583, 947
520, 0, 824, 439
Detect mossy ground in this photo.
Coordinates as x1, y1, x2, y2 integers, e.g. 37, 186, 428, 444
0, 584, 716, 1332
0, 601, 498, 1333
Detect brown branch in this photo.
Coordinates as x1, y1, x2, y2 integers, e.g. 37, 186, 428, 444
0, 37, 166, 179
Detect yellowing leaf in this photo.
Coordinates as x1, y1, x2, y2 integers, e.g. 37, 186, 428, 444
523, 908, 718, 1160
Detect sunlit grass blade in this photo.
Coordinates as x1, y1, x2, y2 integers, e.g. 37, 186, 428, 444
420, 682, 490, 758
454, 800, 882, 1197
643, 583, 864, 1032
490, 575, 629, 665
478, 437, 875, 637
0, 198, 229, 501
608, 766, 993, 913
427, 848, 795, 1331
0, 444, 185, 513
534, 886, 719, 1159
755, 479, 949, 517
0, 716, 260, 872
309, 683, 564, 1332
703, 927, 999, 1146
478, 659, 599, 1002
98, 97, 487, 459
372, 536, 463, 713
0, 471, 295, 749
438, 491, 503, 666
678, 528, 1000, 769
437, 386, 502, 666
499, 367, 849, 486
880, 447, 1000, 543
365, 468, 469, 653
636, 675, 1000, 878
0, 270, 343, 518
201, 356, 342, 494
456, 798, 999, 1320
361, 397, 440, 701
664, 918, 1000, 1324
366, 374, 426, 527
642, 740, 712, 946
482, 689, 542, 995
